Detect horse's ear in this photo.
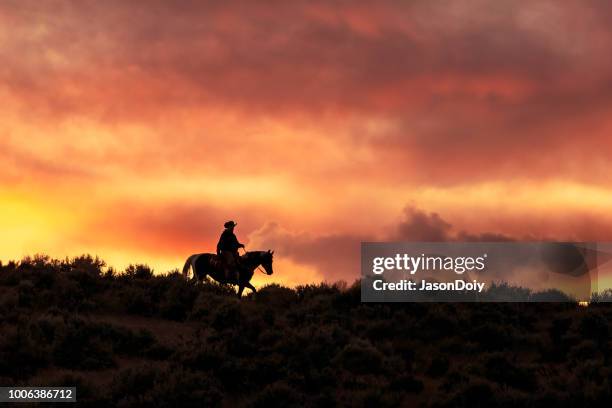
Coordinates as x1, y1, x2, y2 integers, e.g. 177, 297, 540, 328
268, 250, 274, 255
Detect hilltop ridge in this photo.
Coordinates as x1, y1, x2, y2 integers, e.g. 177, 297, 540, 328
1, 255, 611, 407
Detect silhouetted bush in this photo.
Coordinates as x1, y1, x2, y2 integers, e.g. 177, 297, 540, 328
2, 254, 612, 406
123, 264, 154, 280
579, 311, 610, 343
389, 374, 424, 393
482, 354, 537, 392
427, 355, 450, 378
333, 339, 385, 374
159, 278, 199, 320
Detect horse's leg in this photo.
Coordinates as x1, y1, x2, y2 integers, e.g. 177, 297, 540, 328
194, 263, 207, 284
196, 272, 207, 284
237, 285, 245, 298
245, 282, 256, 293
191, 263, 199, 283
192, 264, 200, 283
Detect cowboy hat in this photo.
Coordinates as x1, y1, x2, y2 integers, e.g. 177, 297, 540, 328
224, 220, 237, 228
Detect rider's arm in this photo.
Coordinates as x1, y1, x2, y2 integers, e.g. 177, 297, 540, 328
229, 233, 243, 248
236, 237, 245, 248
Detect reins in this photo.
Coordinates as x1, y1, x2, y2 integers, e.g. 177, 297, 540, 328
241, 247, 269, 275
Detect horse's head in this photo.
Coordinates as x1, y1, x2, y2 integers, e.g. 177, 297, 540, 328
260, 250, 274, 275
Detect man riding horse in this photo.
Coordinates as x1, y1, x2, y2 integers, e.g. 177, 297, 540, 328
182, 221, 274, 296
217, 220, 244, 281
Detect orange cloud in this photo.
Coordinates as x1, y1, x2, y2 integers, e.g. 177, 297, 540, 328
2, 1, 612, 283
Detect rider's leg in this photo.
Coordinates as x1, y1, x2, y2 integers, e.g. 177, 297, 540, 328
231, 251, 241, 281
222, 251, 235, 281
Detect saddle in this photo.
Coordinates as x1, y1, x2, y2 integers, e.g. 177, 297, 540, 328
210, 254, 224, 270
211, 253, 243, 275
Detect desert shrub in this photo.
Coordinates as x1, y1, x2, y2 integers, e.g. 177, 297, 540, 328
251, 352, 286, 384
568, 340, 599, 361
123, 264, 154, 280
369, 389, 406, 408
110, 365, 158, 403
62, 255, 106, 296
19, 254, 59, 271
17, 279, 35, 307
4, 254, 612, 406
189, 284, 243, 321
0, 324, 49, 379
427, 355, 450, 377
253, 284, 297, 307
0, 265, 19, 286
68, 255, 106, 274
189, 292, 215, 321
44, 316, 155, 370
331, 280, 361, 309
333, 339, 385, 375
29, 313, 65, 344
575, 360, 605, 384
481, 282, 531, 301
112, 366, 222, 408
438, 370, 471, 394
52, 323, 114, 370
47, 373, 98, 403
249, 382, 301, 408
389, 373, 424, 393
156, 369, 223, 408
211, 300, 244, 330
31, 265, 58, 289
434, 380, 494, 408
592, 289, 612, 302
177, 340, 226, 372
159, 278, 199, 321
0, 289, 18, 321
549, 317, 573, 342
215, 358, 254, 392
295, 282, 342, 301
301, 325, 351, 370
530, 289, 574, 302
468, 322, 515, 351
54, 276, 87, 310
365, 320, 400, 339
294, 366, 337, 394
415, 312, 459, 341
310, 391, 337, 407
119, 286, 155, 316
482, 354, 537, 392
113, 327, 156, 354
579, 311, 610, 343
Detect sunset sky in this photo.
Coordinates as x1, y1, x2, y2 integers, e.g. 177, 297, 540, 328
2, 0, 612, 286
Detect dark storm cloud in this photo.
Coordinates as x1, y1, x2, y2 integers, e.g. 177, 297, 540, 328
1, 0, 607, 114
3, 0, 611, 185
251, 206, 516, 281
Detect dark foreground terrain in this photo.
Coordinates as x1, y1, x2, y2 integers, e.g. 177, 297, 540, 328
1, 255, 612, 407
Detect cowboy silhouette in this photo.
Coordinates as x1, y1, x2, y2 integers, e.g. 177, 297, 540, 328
216, 220, 245, 281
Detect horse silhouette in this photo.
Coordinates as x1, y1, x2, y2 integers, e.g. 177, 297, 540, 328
182, 250, 274, 297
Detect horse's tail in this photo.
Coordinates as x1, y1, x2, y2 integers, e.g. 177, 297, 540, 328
182, 254, 196, 279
